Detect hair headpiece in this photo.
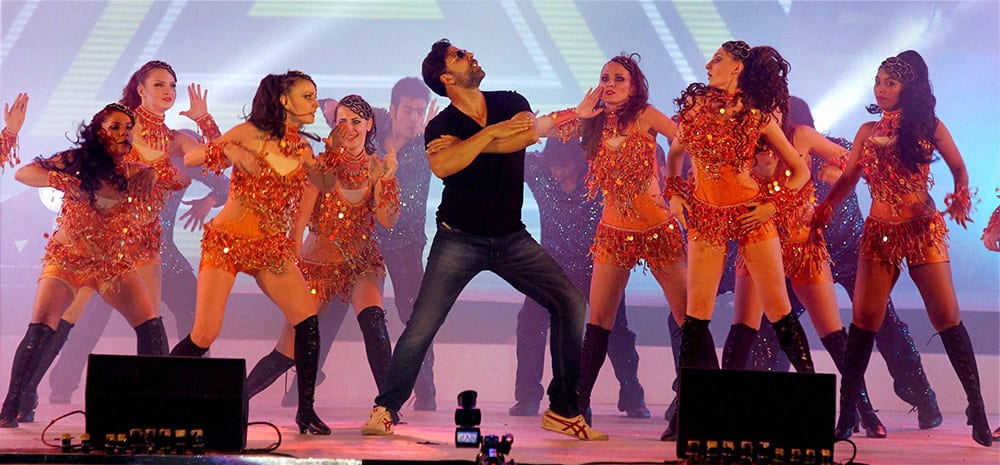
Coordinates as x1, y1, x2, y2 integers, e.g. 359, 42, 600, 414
609, 52, 641, 74
338, 94, 373, 120
722, 40, 752, 61
880, 56, 916, 83
104, 102, 135, 119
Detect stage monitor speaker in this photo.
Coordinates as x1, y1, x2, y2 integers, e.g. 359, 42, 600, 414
85, 354, 247, 452
676, 368, 835, 461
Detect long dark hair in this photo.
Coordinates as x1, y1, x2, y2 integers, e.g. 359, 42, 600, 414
581, 53, 649, 161
120, 60, 177, 110
36, 103, 133, 205
865, 50, 937, 171
246, 70, 316, 140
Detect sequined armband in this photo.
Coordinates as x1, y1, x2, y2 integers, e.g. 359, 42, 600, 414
549, 108, 580, 142
48, 170, 79, 193
0, 127, 19, 171
202, 141, 232, 175
828, 151, 848, 171
984, 205, 1000, 237
943, 185, 975, 219
195, 114, 222, 141
662, 176, 692, 201
378, 176, 401, 217
758, 181, 797, 213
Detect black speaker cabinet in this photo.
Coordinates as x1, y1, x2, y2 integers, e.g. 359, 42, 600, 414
85, 354, 247, 451
677, 368, 836, 460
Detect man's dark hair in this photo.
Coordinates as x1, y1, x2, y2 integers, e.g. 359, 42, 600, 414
391, 76, 430, 107
422, 39, 452, 97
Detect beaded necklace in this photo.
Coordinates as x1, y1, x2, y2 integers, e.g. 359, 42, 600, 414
279, 125, 309, 159
334, 148, 371, 188
134, 105, 172, 152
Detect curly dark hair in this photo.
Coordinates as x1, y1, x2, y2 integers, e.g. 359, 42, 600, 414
422, 39, 452, 97
334, 94, 378, 155
865, 50, 938, 171
738, 45, 790, 117
246, 70, 316, 140
36, 103, 133, 205
675, 43, 789, 155
120, 60, 177, 110
581, 53, 650, 162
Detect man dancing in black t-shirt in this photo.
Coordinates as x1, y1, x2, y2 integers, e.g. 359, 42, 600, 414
361, 39, 606, 441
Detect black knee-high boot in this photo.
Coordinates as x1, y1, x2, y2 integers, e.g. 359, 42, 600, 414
135, 317, 169, 356
17, 320, 73, 423
821, 328, 886, 438
1, 323, 56, 427
834, 324, 877, 440
876, 303, 941, 429
771, 313, 815, 374
663, 316, 682, 422
293, 315, 330, 435
357, 306, 392, 393
577, 324, 610, 426
663, 316, 718, 441
170, 334, 209, 357
246, 349, 295, 399
721, 324, 758, 371
750, 317, 792, 372
938, 322, 992, 447
608, 310, 648, 418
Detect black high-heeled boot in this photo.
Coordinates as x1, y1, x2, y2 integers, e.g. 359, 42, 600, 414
750, 317, 792, 372
18, 320, 73, 423
135, 317, 169, 356
721, 324, 758, 371
820, 328, 886, 438
771, 313, 815, 374
834, 324, 876, 441
938, 322, 992, 447
662, 316, 718, 441
170, 334, 209, 357
357, 306, 392, 393
663, 316, 682, 422
293, 315, 330, 435
876, 302, 941, 429
246, 349, 295, 399
608, 312, 649, 419
1, 323, 56, 428
282, 301, 348, 408
578, 324, 610, 426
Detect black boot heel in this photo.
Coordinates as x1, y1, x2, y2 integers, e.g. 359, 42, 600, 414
296, 409, 331, 435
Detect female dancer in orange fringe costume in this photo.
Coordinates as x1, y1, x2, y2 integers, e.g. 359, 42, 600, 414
2, 103, 164, 427
661, 41, 814, 440
170, 70, 330, 435
813, 50, 993, 446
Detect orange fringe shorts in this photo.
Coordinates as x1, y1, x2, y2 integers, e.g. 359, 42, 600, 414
591, 220, 686, 270
859, 213, 949, 268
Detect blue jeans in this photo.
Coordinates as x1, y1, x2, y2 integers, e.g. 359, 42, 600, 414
375, 225, 586, 417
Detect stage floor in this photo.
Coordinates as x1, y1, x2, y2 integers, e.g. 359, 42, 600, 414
0, 400, 997, 465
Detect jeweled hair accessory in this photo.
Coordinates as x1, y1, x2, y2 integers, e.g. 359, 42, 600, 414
722, 40, 752, 61
104, 102, 135, 119
338, 94, 374, 121
880, 57, 916, 83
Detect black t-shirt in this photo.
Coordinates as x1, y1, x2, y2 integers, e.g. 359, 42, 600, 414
424, 90, 531, 237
